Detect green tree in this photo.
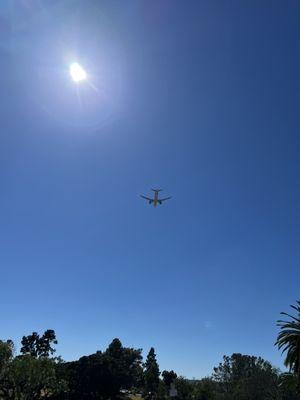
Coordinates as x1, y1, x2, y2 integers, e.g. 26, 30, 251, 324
0, 340, 14, 378
6, 355, 67, 400
21, 330, 57, 358
175, 377, 194, 400
279, 373, 300, 400
193, 378, 217, 400
276, 301, 300, 382
213, 353, 280, 400
143, 347, 160, 399
0, 340, 14, 399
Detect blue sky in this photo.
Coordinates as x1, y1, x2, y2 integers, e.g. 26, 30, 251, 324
1, 0, 300, 377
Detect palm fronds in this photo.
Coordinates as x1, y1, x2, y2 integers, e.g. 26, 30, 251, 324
275, 301, 300, 378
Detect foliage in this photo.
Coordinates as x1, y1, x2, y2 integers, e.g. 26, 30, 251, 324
279, 373, 300, 400
276, 301, 300, 380
162, 370, 177, 388
7, 355, 67, 400
213, 353, 280, 400
0, 340, 14, 368
105, 338, 143, 391
0, 340, 14, 399
0, 332, 65, 400
193, 378, 217, 400
2, 314, 300, 400
143, 348, 160, 398
20, 330, 58, 358
62, 338, 143, 400
171, 378, 217, 400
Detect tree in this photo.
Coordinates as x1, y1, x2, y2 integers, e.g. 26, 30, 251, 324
21, 330, 57, 358
143, 347, 160, 399
193, 378, 217, 400
279, 373, 300, 400
0, 339, 14, 371
213, 353, 280, 400
276, 301, 300, 381
37, 330, 58, 358
63, 338, 143, 400
162, 370, 177, 388
0, 340, 14, 399
175, 377, 194, 400
7, 355, 67, 400
103, 338, 143, 396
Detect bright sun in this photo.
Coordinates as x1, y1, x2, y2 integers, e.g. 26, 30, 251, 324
70, 62, 87, 83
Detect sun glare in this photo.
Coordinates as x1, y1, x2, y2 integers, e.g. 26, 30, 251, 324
70, 62, 87, 83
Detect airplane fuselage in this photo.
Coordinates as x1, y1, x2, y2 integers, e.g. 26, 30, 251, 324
153, 190, 159, 207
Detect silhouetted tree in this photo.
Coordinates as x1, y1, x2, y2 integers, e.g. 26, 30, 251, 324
144, 347, 160, 398
64, 338, 142, 400
103, 338, 143, 395
21, 330, 57, 358
162, 370, 177, 388
1, 329, 294, 400
276, 301, 300, 382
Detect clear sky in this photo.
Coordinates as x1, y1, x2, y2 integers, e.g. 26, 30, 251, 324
0, 0, 300, 378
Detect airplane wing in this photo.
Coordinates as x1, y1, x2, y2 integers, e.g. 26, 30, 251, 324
159, 196, 172, 203
140, 195, 153, 203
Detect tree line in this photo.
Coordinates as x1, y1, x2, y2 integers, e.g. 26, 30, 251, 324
1, 300, 300, 399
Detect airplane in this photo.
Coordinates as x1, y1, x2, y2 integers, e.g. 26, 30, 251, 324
140, 189, 171, 207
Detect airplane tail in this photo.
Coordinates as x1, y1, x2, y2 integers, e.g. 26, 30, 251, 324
151, 188, 162, 192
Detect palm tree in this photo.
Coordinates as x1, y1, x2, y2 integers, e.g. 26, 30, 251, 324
276, 301, 300, 381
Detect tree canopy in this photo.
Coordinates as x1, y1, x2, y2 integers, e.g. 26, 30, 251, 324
20, 330, 57, 359
213, 353, 280, 400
